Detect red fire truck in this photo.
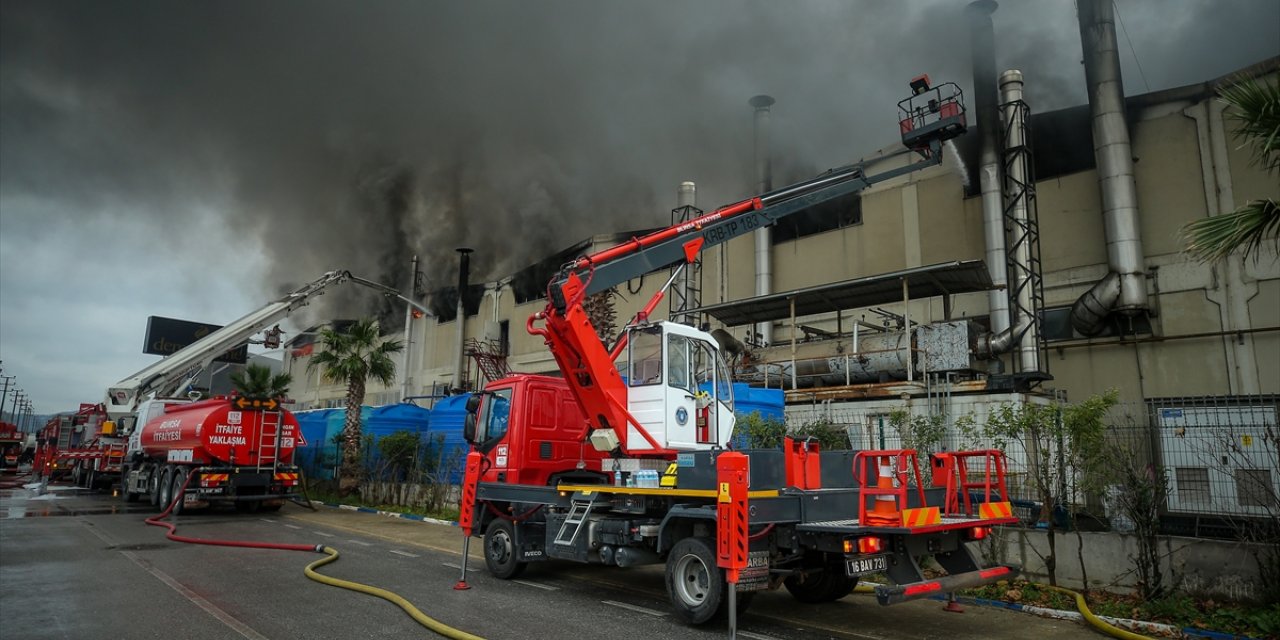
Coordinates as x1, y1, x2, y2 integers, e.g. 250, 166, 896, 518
456, 77, 1020, 632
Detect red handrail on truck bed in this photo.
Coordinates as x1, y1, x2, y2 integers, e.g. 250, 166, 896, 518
852, 449, 927, 527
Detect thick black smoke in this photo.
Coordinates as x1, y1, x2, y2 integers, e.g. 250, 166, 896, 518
3, 1, 1277, 326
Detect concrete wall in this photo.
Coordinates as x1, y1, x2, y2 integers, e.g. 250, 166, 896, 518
993, 528, 1267, 602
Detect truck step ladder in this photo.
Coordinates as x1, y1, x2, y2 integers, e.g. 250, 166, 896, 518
554, 494, 598, 546
256, 411, 282, 473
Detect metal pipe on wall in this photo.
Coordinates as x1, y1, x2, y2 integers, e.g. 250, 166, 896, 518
452, 248, 473, 391
966, 0, 1011, 340
1071, 0, 1148, 335
400, 255, 419, 401
750, 94, 775, 346
999, 70, 1042, 373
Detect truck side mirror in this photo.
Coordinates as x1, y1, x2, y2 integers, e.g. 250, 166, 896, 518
463, 413, 477, 443
465, 395, 482, 413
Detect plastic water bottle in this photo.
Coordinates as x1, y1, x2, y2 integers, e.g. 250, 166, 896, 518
614, 469, 623, 487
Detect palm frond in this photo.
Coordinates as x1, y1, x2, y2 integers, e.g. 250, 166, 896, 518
1181, 198, 1280, 263
1218, 77, 1280, 171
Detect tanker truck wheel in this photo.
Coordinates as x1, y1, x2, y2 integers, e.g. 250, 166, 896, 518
169, 468, 188, 516
148, 467, 162, 507
158, 466, 174, 510
121, 466, 140, 502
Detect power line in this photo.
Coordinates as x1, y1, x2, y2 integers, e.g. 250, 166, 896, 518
1113, 0, 1151, 94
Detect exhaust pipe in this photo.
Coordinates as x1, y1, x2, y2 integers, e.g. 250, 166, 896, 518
1071, 0, 1147, 335
452, 248, 473, 391
750, 94, 775, 346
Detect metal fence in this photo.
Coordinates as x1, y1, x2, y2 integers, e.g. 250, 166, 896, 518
779, 394, 1279, 534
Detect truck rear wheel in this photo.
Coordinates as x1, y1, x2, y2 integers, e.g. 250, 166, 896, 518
483, 518, 527, 579
169, 468, 188, 516
666, 536, 741, 625
158, 466, 174, 510
784, 570, 859, 603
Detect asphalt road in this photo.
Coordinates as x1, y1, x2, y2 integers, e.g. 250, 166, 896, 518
0, 477, 1103, 640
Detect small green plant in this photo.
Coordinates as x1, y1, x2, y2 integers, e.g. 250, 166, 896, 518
734, 412, 787, 449
791, 418, 851, 450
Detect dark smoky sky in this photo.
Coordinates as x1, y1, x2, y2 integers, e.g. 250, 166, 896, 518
1, 0, 1277, 411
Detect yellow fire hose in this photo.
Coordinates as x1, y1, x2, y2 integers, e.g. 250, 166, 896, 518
303, 546, 486, 640
1041, 584, 1155, 640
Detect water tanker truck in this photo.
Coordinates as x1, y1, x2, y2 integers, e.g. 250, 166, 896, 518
120, 396, 304, 514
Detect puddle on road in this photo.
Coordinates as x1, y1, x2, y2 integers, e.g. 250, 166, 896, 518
17, 506, 157, 518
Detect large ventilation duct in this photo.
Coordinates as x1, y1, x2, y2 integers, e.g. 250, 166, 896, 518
750, 94, 775, 346
452, 247, 473, 391
966, 0, 1011, 343
1071, 0, 1148, 335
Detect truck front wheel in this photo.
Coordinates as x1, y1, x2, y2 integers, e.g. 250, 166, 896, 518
121, 466, 140, 502
483, 518, 527, 579
667, 536, 749, 625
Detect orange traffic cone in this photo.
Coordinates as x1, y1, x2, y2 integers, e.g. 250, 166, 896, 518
864, 456, 901, 527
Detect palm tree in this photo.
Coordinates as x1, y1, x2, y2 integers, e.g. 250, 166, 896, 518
307, 319, 404, 496
229, 363, 292, 401
1181, 77, 1280, 262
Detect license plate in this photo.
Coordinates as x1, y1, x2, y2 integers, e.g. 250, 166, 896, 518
845, 555, 888, 577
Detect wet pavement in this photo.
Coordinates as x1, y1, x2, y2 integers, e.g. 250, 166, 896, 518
0, 470, 1106, 639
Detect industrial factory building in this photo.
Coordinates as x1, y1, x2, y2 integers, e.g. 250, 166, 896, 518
286, 4, 1278, 523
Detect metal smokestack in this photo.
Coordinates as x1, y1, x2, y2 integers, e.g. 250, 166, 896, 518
999, 70, 1043, 373
967, 0, 1011, 344
673, 181, 698, 326
452, 247, 473, 391
750, 94, 775, 346
1070, 0, 1148, 335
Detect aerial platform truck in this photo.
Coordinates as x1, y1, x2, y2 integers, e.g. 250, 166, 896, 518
456, 77, 1019, 629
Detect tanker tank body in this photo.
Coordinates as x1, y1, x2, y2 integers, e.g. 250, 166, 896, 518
121, 396, 305, 514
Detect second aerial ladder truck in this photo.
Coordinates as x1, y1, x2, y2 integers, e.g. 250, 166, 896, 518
456, 77, 1019, 630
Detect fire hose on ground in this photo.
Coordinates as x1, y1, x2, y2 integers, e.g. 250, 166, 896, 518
146, 472, 485, 640
144, 473, 1152, 640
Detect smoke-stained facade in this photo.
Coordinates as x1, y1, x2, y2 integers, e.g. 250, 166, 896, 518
2, 1, 1278, 410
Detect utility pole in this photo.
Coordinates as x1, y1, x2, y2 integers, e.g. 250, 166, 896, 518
10, 391, 24, 426
0, 375, 14, 423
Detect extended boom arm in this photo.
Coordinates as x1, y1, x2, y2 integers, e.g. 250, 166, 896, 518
531, 78, 967, 455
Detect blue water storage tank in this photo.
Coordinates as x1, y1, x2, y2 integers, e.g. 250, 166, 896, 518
292, 409, 336, 480
730, 383, 785, 448
733, 383, 784, 421
427, 394, 474, 484
366, 403, 431, 440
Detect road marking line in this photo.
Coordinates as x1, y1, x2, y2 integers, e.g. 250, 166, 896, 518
738, 632, 780, 640
282, 524, 302, 529
312, 531, 334, 537
441, 562, 477, 572
259, 518, 276, 523
389, 549, 420, 558
346, 539, 373, 546
512, 579, 558, 591
83, 522, 269, 640
601, 600, 667, 617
